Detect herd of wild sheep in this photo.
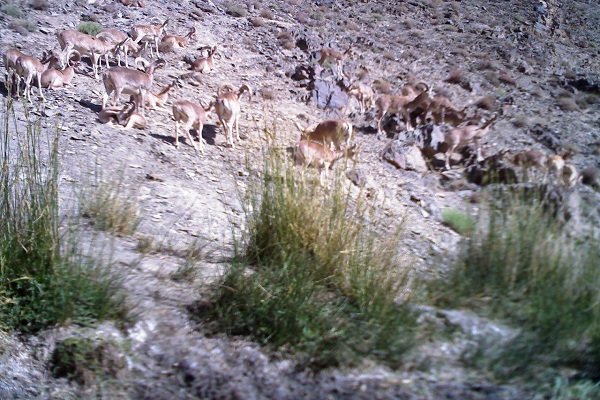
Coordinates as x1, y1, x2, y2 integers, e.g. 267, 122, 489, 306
0, 13, 590, 189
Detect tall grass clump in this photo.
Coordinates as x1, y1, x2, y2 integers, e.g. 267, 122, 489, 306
0, 99, 126, 333
431, 189, 600, 380
200, 143, 415, 368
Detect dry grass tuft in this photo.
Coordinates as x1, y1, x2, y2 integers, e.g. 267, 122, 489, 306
475, 95, 496, 110
248, 16, 265, 27
499, 72, 517, 86
261, 88, 276, 100
557, 97, 579, 111
511, 115, 529, 128
259, 9, 273, 19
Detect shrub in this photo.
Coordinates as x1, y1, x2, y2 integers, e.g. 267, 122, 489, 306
557, 97, 579, 111
1, 4, 22, 18
51, 337, 125, 385
78, 21, 102, 36
441, 209, 475, 235
0, 100, 127, 333
431, 189, 600, 382
248, 16, 264, 27
259, 9, 273, 19
79, 175, 140, 235
199, 140, 415, 368
30, 0, 50, 11
224, 2, 247, 17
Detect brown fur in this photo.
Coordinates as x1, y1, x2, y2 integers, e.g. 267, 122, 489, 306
172, 99, 212, 153
295, 140, 358, 185
375, 82, 429, 138
443, 114, 498, 169
296, 119, 353, 151
214, 84, 252, 148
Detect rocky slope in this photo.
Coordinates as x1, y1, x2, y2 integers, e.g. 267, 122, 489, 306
1, 0, 599, 398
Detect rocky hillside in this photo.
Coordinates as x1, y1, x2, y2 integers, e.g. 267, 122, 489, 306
1, 0, 599, 398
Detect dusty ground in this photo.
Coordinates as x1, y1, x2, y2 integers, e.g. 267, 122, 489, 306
1, 0, 599, 398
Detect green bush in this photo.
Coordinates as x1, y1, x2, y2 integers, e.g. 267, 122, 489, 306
0, 100, 127, 333
199, 140, 415, 368
78, 21, 102, 36
431, 189, 600, 382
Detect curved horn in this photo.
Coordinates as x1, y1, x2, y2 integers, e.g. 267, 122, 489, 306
415, 81, 429, 92
153, 58, 167, 68
239, 84, 252, 100
68, 50, 81, 65
134, 57, 150, 70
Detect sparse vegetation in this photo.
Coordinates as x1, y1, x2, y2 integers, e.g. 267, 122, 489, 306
1, 3, 22, 18
200, 142, 415, 368
224, 2, 247, 18
277, 31, 294, 49
511, 114, 528, 128
10, 19, 37, 35
557, 97, 579, 111
30, 0, 49, 11
483, 71, 501, 86
441, 209, 475, 235
79, 175, 140, 236
248, 16, 265, 27
50, 337, 125, 386
78, 21, 102, 36
475, 95, 496, 110
0, 101, 127, 333
431, 190, 600, 383
261, 87, 276, 100
259, 9, 273, 19
170, 259, 197, 282
136, 235, 155, 254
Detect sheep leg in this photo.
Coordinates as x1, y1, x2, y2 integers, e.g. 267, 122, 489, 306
174, 120, 180, 148
36, 72, 45, 101
376, 109, 387, 140
185, 122, 201, 154
194, 121, 207, 153
24, 74, 33, 102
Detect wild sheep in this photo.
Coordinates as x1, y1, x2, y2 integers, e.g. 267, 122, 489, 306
442, 113, 498, 169
295, 140, 358, 185
294, 119, 353, 151
375, 82, 429, 139
172, 99, 213, 154
214, 84, 252, 148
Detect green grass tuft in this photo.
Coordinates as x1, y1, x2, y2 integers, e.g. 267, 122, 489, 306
442, 208, 475, 235
198, 140, 415, 368
0, 100, 127, 333
78, 21, 103, 36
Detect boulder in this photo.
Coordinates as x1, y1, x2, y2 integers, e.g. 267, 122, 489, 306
382, 143, 428, 172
